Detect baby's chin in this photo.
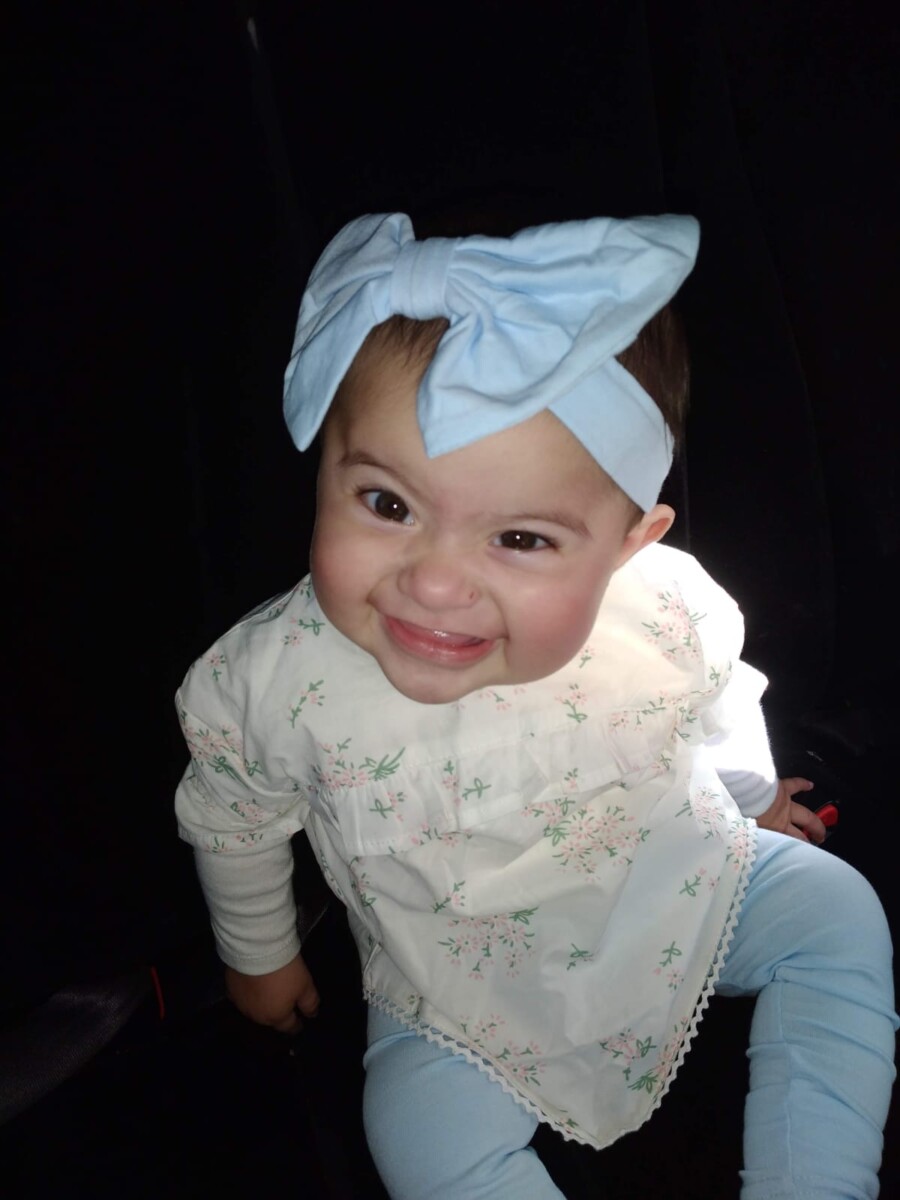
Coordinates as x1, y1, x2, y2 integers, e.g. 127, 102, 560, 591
377, 665, 487, 707
374, 655, 554, 707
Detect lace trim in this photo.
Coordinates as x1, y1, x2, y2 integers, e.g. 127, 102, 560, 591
364, 819, 759, 1151
638, 818, 759, 1123
364, 989, 556, 1134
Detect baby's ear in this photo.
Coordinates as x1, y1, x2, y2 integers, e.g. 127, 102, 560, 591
616, 504, 675, 567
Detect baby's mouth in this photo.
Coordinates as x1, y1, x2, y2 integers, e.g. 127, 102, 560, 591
383, 617, 494, 664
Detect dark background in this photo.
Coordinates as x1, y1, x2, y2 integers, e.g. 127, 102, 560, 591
5, 2, 898, 1196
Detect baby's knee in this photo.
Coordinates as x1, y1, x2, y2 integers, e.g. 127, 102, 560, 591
755, 831, 887, 925
723, 835, 895, 999
774, 841, 893, 994
799, 847, 889, 947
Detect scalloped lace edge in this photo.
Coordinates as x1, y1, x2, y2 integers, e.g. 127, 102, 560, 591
639, 820, 759, 1125
364, 821, 759, 1150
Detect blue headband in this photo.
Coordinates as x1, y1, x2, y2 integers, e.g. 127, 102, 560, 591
283, 212, 699, 510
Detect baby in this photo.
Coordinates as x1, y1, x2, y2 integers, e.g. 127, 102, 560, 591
175, 212, 896, 1198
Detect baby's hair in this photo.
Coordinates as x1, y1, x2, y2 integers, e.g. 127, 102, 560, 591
359, 314, 450, 376
615, 304, 689, 452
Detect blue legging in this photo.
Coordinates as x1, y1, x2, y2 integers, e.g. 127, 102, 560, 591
363, 832, 897, 1199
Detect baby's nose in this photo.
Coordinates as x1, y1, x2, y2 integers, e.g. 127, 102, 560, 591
396, 549, 479, 610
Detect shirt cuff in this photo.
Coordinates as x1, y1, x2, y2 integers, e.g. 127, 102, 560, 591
193, 842, 301, 974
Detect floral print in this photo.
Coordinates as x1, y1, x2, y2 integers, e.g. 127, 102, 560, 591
577, 643, 596, 668
312, 739, 405, 790
460, 776, 492, 802
349, 857, 376, 908
556, 682, 588, 723
283, 615, 325, 647
677, 785, 729, 839
206, 651, 226, 681
654, 943, 686, 991
725, 820, 754, 871
567, 944, 594, 970
179, 714, 252, 786
642, 584, 705, 663
407, 826, 469, 848
598, 1018, 690, 1097
598, 1028, 657, 1083
432, 881, 467, 913
441, 759, 460, 794
174, 544, 761, 1149
605, 685, 716, 745
288, 680, 325, 726
526, 798, 648, 873
460, 1014, 547, 1087
439, 759, 493, 807
457, 686, 527, 711
439, 908, 539, 980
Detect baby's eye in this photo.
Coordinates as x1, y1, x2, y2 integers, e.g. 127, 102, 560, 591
360, 489, 413, 524
495, 530, 553, 552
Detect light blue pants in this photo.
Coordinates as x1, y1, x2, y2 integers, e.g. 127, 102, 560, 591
363, 832, 897, 1198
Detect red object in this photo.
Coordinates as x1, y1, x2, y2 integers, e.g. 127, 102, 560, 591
149, 965, 166, 1021
815, 803, 840, 829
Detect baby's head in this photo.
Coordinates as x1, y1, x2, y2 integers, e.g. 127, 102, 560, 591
285, 212, 697, 703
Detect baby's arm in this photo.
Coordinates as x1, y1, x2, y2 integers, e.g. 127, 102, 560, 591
174, 618, 322, 1033
192, 839, 320, 1032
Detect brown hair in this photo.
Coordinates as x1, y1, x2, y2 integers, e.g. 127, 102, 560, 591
352, 313, 450, 376
614, 304, 689, 451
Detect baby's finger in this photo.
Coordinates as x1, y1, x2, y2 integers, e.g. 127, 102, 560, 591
270, 1008, 305, 1035
296, 986, 320, 1019
780, 776, 815, 798
790, 802, 827, 846
294, 961, 321, 1018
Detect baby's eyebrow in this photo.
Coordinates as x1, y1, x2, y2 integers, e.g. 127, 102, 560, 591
337, 449, 389, 471
337, 448, 413, 485
499, 510, 590, 537
337, 448, 422, 499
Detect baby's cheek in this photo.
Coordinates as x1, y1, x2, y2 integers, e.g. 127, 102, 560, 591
309, 533, 356, 619
518, 590, 604, 673
308, 542, 335, 605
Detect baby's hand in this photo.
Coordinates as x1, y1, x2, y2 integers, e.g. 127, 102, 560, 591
225, 954, 320, 1034
755, 777, 826, 845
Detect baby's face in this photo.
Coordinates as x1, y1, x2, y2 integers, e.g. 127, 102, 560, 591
310, 354, 666, 704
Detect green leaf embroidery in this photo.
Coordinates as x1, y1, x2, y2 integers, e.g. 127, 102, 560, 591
567, 944, 593, 971
289, 681, 325, 727
659, 941, 682, 967
461, 777, 491, 801
363, 748, 405, 780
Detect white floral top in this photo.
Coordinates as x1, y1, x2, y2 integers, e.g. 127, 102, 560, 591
175, 544, 768, 1149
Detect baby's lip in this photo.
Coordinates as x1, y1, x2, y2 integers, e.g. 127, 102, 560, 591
383, 616, 496, 665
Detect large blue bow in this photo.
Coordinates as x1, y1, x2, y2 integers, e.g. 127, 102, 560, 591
283, 212, 699, 510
